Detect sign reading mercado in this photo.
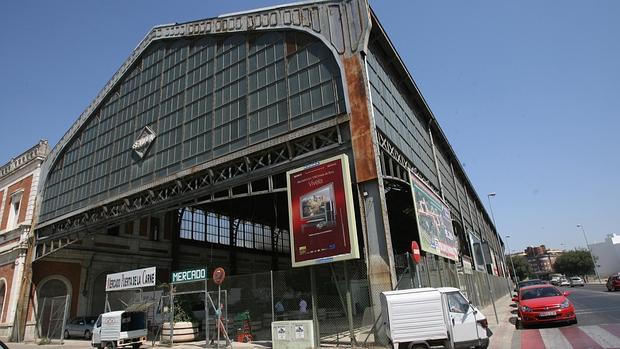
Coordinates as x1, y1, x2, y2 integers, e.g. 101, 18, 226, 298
410, 173, 458, 261
171, 267, 207, 284
286, 154, 359, 268
106, 267, 156, 292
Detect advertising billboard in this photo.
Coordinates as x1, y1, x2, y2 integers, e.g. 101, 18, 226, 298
410, 173, 458, 261
286, 154, 359, 267
106, 267, 156, 291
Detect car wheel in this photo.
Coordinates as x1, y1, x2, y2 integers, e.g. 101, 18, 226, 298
515, 319, 524, 330
63, 330, 69, 339
104, 342, 116, 349
84, 329, 92, 339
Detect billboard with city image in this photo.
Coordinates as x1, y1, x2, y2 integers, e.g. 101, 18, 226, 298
410, 173, 458, 261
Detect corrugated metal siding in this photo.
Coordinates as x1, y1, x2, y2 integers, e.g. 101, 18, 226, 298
40, 31, 346, 223
366, 44, 438, 188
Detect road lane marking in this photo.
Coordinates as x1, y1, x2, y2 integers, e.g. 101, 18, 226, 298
559, 326, 604, 349
521, 329, 546, 349
539, 327, 573, 349
579, 325, 620, 348
600, 323, 620, 338
575, 306, 620, 315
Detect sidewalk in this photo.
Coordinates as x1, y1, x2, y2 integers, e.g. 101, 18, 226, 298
480, 293, 517, 349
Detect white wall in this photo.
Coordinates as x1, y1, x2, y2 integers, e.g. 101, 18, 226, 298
590, 234, 620, 278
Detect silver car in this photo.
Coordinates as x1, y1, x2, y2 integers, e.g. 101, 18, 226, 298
570, 276, 585, 287
64, 316, 97, 339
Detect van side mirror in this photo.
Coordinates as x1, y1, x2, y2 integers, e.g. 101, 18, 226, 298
563, 291, 570, 297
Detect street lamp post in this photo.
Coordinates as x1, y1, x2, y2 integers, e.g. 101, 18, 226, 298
576, 224, 602, 283
486, 193, 506, 277
505, 235, 518, 283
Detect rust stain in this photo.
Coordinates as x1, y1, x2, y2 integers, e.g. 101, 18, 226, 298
344, 55, 377, 183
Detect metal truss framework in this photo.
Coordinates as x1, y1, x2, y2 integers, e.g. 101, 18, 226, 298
35, 126, 344, 260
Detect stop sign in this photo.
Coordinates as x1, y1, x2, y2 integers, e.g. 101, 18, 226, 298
411, 241, 421, 264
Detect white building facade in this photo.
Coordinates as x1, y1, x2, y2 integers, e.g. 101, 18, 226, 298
591, 234, 620, 278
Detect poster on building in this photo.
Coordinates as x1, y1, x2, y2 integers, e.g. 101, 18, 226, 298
469, 232, 486, 271
286, 154, 359, 268
106, 267, 156, 291
410, 173, 458, 261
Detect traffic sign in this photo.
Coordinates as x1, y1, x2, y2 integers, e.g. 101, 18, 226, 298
411, 241, 421, 264
213, 267, 226, 285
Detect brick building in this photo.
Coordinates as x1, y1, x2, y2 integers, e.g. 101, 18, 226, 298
0, 141, 48, 340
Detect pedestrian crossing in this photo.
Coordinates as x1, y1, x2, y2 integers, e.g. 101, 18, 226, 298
519, 323, 620, 348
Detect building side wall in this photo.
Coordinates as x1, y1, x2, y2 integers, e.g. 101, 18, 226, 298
591, 240, 620, 277
366, 40, 500, 259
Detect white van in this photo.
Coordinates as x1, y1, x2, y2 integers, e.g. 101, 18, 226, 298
381, 287, 491, 349
91, 311, 147, 349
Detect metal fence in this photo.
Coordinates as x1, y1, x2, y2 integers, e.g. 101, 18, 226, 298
36, 295, 70, 344
394, 252, 512, 309
109, 254, 509, 347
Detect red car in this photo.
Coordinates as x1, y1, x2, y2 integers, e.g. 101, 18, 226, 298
513, 284, 577, 328
607, 275, 620, 291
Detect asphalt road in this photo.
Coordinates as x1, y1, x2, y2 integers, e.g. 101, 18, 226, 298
505, 283, 620, 348
559, 283, 620, 326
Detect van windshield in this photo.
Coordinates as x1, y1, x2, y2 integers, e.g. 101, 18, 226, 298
120, 312, 146, 332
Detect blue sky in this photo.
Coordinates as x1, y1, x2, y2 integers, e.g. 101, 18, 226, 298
1, 1, 618, 252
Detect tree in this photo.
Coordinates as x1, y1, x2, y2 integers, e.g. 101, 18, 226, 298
554, 249, 595, 278
510, 255, 533, 281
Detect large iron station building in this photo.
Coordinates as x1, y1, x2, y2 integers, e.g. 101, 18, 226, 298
15, 0, 508, 343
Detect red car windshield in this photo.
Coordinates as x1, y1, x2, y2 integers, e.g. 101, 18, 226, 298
521, 287, 562, 300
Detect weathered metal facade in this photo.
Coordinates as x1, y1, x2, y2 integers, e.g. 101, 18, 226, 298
26, 0, 506, 342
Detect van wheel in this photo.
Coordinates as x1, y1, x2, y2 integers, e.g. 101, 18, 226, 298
410, 345, 428, 349
132, 344, 141, 349
63, 330, 69, 339
104, 342, 116, 349
84, 330, 92, 339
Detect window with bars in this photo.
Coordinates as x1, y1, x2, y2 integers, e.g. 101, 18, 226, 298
179, 208, 289, 254
180, 208, 205, 241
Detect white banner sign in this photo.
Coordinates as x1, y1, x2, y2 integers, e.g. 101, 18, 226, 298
106, 267, 156, 291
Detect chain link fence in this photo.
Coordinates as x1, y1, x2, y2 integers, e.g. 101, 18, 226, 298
394, 252, 511, 309
36, 295, 70, 344
89, 254, 509, 347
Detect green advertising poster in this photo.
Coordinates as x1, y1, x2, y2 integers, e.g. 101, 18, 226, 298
410, 174, 458, 261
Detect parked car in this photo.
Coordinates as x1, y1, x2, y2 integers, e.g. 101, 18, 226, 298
514, 279, 547, 294
559, 278, 570, 287
64, 316, 97, 339
569, 277, 585, 287
607, 275, 620, 291
550, 277, 561, 286
513, 284, 577, 328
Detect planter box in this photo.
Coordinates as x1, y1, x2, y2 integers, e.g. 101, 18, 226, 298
161, 322, 199, 343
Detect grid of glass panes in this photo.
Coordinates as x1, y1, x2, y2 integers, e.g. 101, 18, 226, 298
213, 35, 248, 157
367, 43, 438, 188
182, 209, 289, 254
183, 38, 215, 168
248, 32, 288, 143
287, 32, 346, 129
40, 31, 345, 223
180, 208, 205, 241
